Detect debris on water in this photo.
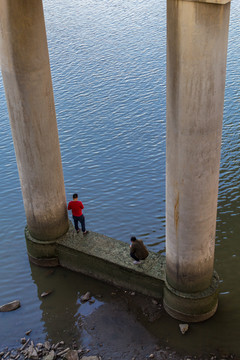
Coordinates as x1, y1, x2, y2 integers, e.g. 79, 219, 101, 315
41, 291, 52, 298
0, 300, 21, 312
80, 292, 91, 302
25, 329, 32, 336
179, 323, 189, 334
20, 338, 30, 351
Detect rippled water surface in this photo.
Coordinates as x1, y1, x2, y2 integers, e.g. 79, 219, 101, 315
0, 0, 240, 357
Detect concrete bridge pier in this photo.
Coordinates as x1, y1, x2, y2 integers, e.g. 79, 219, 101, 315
0, 0, 69, 249
164, 0, 231, 322
0, 0, 232, 322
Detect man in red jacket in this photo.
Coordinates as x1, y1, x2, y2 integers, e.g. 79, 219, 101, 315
68, 193, 88, 234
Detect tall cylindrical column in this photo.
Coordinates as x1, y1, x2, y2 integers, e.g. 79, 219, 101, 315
0, 0, 69, 241
164, 0, 231, 321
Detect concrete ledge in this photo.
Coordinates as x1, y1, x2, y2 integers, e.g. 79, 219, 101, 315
25, 223, 165, 299
25, 223, 219, 321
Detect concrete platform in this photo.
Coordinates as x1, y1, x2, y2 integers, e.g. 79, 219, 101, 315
25, 222, 219, 321
25, 222, 166, 299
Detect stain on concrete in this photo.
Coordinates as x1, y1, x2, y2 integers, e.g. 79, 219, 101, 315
174, 191, 179, 236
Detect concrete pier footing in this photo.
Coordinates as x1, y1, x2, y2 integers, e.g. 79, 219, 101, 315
25, 223, 219, 322
163, 274, 219, 322
25, 222, 166, 300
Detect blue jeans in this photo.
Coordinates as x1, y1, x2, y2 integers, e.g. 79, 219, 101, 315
73, 215, 86, 232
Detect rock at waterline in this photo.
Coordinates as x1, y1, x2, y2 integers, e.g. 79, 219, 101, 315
64, 350, 79, 360
0, 300, 20, 312
42, 350, 55, 360
41, 291, 52, 298
44, 341, 51, 351
26, 344, 38, 360
57, 348, 70, 357
80, 292, 91, 302
81, 357, 100, 360
179, 323, 189, 334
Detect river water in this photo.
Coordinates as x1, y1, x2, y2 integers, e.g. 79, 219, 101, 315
0, 0, 239, 357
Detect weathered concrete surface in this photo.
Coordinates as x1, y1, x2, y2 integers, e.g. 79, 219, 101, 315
26, 222, 219, 322
165, 0, 229, 319
0, 0, 69, 241
163, 272, 219, 322
183, 0, 230, 4
26, 222, 165, 300
165, 0, 229, 321
166, 0, 230, 293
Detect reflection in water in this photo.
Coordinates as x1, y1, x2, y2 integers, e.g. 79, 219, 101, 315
30, 263, 99, 346
29, 259, 240, 358
29, 263, 158, 359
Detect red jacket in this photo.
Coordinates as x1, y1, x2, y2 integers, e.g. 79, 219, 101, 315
68, 200, 84, 217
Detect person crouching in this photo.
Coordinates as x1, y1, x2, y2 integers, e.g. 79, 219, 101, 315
130, 236, 149, 264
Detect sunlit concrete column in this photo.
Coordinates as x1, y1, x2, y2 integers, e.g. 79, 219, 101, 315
164, 0, 231, 321
0, 0, 69, 241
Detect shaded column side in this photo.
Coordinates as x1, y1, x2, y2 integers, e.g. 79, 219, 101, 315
0, 0, 69, 240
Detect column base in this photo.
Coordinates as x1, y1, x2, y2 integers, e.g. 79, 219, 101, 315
25, 226, 60, 267
163, 271, 219, 322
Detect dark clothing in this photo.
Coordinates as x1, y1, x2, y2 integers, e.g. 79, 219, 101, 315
130, 253, 141, 262
73, 215, 86, 232
68, 200, 84, 216
130, 239, 149, 260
